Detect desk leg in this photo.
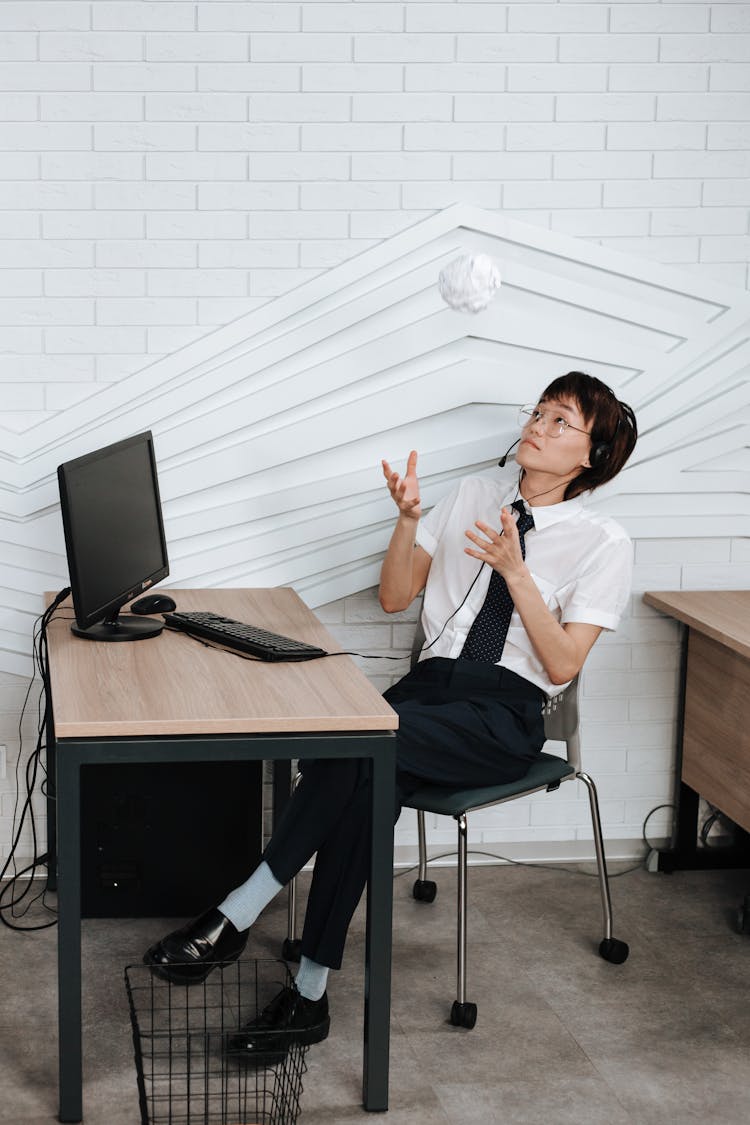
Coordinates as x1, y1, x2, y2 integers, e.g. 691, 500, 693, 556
57, 753, 83, 1123
659, 780, 750, 872
46, 724, 58, 892
362, 738, 395, 1112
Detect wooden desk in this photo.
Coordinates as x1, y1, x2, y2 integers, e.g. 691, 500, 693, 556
47, 588, 398, 1122
643, 590, 750, 868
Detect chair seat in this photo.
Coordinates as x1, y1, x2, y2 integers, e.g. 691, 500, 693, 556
404, 752, 575, 817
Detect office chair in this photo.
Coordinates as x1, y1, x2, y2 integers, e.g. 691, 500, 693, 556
283, 628, 629, 1028
402, 625, 629, 1029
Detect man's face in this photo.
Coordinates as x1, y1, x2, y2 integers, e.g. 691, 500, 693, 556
515, 397, 593, 481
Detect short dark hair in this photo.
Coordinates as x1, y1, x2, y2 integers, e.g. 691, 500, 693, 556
538, 370, 638, 500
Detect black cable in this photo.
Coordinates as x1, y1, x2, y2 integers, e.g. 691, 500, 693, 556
170, 638, 675, 875
417, 561, 485, 656
395, 801, 675, 884
699, 805, 734, 848
416, 484, 528, 657
0, 588, 69, 932
642, 803, 675, 853
0, 855, 57, 931
175, 631, 409, 663
394, 847, 644, 882
3, 592, 674, 930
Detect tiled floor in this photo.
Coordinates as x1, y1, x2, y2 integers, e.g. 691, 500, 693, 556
1, 859, 749, 1124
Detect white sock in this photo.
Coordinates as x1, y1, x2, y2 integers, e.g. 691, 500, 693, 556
218, 860, 283, 932
295, 956, 329, 1001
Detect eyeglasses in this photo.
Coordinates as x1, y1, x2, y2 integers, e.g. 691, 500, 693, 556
518, 404, 592, 439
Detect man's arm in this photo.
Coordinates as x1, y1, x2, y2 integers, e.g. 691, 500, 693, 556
379, 451, 432, 613
507, 591, 602, 686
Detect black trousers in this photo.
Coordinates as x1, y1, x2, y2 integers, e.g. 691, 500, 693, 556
263, 657, 545, 970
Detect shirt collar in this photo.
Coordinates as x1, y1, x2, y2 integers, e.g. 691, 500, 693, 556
502, 486, 584, 531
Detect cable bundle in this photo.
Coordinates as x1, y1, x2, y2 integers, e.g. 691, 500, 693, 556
0, 587, 70, 931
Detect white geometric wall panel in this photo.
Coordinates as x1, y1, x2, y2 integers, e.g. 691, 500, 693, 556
1, 204, 749, 676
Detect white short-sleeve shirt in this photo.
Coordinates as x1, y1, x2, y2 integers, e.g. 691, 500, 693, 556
415, 474, 633, 696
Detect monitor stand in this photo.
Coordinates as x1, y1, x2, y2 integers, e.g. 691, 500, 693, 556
72, 609, 163, 642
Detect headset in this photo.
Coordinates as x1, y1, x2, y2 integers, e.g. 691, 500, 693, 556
588, 436, 611, 468
588, 413, 622, 468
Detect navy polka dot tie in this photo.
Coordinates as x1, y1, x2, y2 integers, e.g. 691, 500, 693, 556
461, 500, 535, 664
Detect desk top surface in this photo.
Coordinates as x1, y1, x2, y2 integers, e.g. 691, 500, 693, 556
47, 587, 399, 740
643, 589, 750, 661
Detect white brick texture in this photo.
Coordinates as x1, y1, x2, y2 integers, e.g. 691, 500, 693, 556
2, 3, 750, 864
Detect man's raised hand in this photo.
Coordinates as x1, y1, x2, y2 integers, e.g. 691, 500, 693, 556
382, 450, 421, 520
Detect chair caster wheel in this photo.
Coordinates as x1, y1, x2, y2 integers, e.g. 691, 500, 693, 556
450, 1001, 477, 1029
599, 937, 629, 964
413, 878, 437, 903
281, 938, 302, 963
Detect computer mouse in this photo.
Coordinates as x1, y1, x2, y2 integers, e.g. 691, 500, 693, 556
130, 594, 177, 615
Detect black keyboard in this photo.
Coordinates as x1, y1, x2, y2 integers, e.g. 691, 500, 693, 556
163, 610, 327, 662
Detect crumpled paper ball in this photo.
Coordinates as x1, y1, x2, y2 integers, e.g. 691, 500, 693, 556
438, 253, 502, 313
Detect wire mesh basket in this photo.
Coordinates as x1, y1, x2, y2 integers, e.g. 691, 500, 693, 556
125, 959, 309, 1125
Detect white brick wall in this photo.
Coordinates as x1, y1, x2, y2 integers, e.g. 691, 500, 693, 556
1, 2, 749, 867
0, 1, 747, 419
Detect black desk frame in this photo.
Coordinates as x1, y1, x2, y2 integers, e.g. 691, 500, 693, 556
54, 728, 395, 1123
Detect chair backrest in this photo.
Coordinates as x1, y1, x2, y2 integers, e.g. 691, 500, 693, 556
410, 620, 583, 774
543, 676, 582, 774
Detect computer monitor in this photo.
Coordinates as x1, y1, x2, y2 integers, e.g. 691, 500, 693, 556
57, 431, 170, 642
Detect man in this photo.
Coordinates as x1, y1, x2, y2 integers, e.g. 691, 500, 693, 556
144, 370, 637, 1055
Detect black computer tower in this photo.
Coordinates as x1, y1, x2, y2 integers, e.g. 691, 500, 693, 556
80, 760, 263, 918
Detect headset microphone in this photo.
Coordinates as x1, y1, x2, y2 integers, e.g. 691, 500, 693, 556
498, 437, 521, 468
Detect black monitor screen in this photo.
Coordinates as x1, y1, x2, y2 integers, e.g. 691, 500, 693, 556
57, 431, 170, 642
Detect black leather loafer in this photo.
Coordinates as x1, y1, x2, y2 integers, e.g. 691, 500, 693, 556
227, 984, 330, 1062
143, 907, 249, 985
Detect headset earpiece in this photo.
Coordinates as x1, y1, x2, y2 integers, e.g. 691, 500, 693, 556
589, 441, 611, 468
588, 411, 621, 469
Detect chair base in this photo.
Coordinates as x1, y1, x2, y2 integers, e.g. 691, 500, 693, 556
409, 765, 629, 1029
599, 937, 629, 964
281, 937, 302, 963
450, 1001, 477, 1029
413, 878, 437, 903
